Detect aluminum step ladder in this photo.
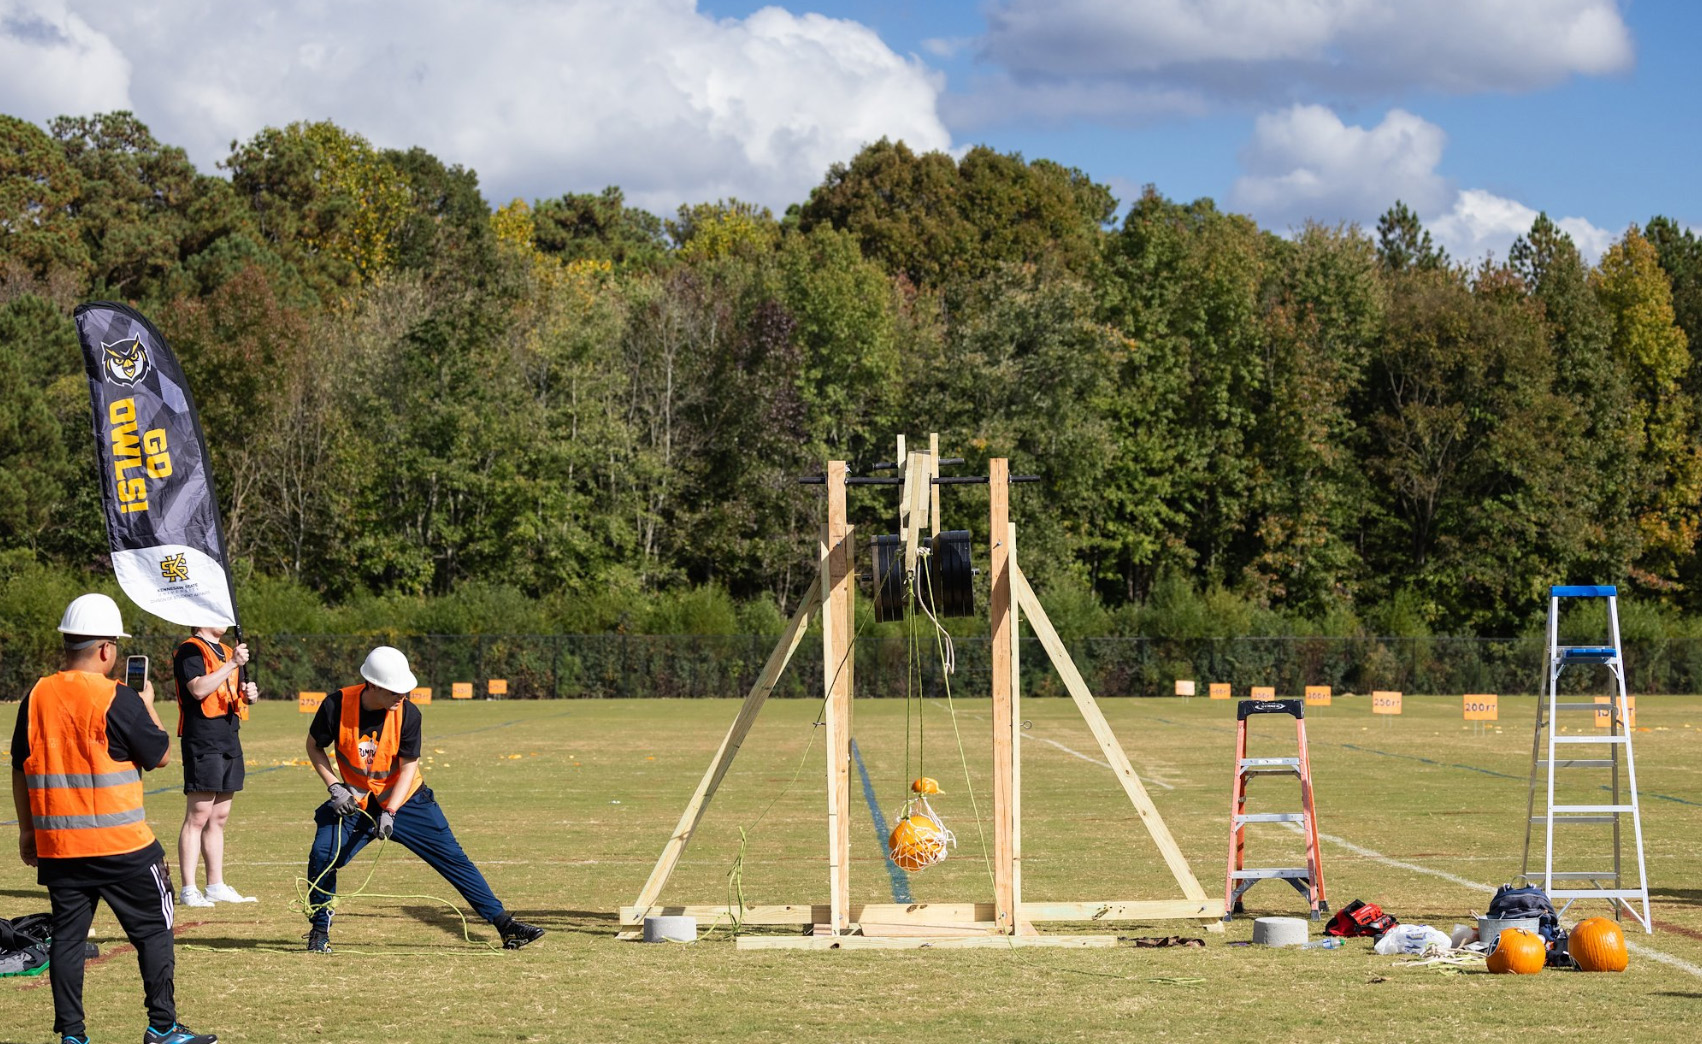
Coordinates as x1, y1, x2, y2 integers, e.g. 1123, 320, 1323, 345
1226, 698, 1327, 920
1521, 585, 1651, 932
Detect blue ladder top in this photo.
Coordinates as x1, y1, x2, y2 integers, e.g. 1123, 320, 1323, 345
1560, 647, 1618, 662
1551, 585, 1617, 598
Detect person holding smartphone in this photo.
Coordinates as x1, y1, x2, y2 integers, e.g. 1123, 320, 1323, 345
10, 593, 220, 1044
173, 623, 260, 907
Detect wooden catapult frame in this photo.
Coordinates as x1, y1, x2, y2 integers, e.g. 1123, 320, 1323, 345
620, 436, 1222, 949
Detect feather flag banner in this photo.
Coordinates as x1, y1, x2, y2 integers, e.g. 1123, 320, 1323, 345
73, 301, 238, 629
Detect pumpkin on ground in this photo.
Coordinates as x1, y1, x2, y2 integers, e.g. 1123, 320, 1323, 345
1571, 917, 1630, 972
1487, 927, 1546, 974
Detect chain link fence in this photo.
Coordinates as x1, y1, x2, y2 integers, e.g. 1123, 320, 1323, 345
6, 632, 1694, 701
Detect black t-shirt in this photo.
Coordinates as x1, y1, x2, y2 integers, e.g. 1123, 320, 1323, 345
174, 639, 243, 757
9, 677, 170, 887
308, 688, 422, 762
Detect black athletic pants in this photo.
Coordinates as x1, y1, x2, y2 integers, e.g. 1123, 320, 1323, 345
47, 861, 177, 1038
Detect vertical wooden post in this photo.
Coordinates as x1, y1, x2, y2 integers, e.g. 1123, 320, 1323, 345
929, 432, 941, 537
989, 458, 1015, 933
821, 460, 854, 934
1008, 520, 1024, 927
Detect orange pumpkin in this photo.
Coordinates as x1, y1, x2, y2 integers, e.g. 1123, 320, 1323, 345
1486, 927, 1546, 974
888, 815, 948, 872
1571, 917, 1629, 972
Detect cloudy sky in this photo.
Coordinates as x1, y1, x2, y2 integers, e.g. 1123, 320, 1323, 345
3, 1, 1694, 260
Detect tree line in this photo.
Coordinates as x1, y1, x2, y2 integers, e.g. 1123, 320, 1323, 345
4, 112, 1702, 646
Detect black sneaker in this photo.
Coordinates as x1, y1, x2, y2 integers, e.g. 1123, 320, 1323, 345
306, 929, 332, 954
143, 1023, 218, 1043
498, 917, 545, 950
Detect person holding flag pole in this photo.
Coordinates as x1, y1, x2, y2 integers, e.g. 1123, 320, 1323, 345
174, 621, 260, 908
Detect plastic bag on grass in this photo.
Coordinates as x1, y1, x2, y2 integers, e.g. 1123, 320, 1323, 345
1374, 925, 1453, 956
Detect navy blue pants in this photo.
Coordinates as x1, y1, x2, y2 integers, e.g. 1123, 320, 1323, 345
305, 786, 506, 932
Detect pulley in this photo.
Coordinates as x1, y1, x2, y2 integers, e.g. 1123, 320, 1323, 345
920, 530, 975, 618
869, 530, 976, 621
871, 535, 906, 622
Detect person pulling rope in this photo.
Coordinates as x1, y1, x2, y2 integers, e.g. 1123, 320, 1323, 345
300, 646, 544, 954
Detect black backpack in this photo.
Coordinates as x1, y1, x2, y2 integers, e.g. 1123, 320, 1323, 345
1487, 884, 1560, 943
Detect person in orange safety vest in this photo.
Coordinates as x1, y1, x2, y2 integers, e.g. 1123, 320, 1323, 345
300, 645, 544, 954
173, 625, 260, 908
9, 593, 220, 1044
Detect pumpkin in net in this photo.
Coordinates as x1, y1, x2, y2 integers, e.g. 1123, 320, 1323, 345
1486, 927, 1546, 974
888, 815, 948, 872
1571, 917, 1629, 972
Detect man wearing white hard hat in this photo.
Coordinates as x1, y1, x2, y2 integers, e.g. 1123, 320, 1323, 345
9, 594, 221, 1044
299, 646, 544, 953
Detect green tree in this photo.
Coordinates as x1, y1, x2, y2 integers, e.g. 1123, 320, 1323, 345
0, 114, 88, 289
531, 187, 667, 268
1376, 201, 1448, 273
1246, 222, 1384, 613
1098, 189, 1266, 598
798, 139, 1115, 287
1592, 225, 1702, 585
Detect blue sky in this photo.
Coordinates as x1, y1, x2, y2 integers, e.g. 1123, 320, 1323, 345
3, 1, 1691, 259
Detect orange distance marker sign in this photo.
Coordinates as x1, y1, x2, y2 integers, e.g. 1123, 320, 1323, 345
1175, 680, 1196, 697
1250, 685, 1276, 699
1305, 685, 1331, 707
1463, 694, 1498, 721
452, 682, 474, 700
409, 687, 432, 705
1372, 691, 1403, 715
1595, 696, 1636, 728
298, 691, 325, 714
488, 679, 509, 697
1209, 683, 1232, 700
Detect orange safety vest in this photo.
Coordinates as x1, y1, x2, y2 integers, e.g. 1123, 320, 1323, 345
176, 635, 248, 736
23, 671, 157, 859
334, 684, 423, 811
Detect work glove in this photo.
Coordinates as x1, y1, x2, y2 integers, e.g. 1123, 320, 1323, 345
327, 783, 362, 817
376, 810, 396, 841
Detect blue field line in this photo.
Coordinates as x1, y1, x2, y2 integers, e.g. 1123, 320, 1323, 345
1146, 714, 1702, 808
850, 738, 913, 904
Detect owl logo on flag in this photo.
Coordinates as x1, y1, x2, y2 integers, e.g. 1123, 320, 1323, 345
102, 335, 151, 386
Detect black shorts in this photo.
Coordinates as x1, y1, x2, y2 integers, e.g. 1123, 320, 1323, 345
183, 750, 245, 794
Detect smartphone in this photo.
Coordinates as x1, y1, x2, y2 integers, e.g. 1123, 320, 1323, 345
125, 655, 149, 692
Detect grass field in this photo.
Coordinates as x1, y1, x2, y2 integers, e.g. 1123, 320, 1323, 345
5, 692, 1702, 1043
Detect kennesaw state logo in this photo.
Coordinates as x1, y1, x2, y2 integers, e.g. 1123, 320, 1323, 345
357, 737, 379, 765
102, 335, 151, 385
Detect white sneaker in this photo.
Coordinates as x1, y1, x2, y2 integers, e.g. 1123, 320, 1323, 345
204, 882, 258, 903
179, 886, 215, 908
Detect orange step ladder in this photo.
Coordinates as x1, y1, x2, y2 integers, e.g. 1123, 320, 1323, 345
1226, 698, 1327, 920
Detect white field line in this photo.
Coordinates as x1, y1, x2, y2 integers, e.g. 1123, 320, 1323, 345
1282, 822, 1702, 980
927, 699, 1175, 789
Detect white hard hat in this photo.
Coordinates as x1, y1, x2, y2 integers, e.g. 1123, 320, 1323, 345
359, 646, 418, 694
58, 593, 130, 639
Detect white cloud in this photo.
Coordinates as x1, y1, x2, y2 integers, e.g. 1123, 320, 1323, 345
974, 0, 1633, 121
1429, 189, 1616, 262
0, 0, 131, 121
1231, 105, 1452, 228
1229, 104, 1615, 262
4, 1, 952, 213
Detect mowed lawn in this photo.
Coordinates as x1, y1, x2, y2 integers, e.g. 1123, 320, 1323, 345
4, 692, 1702, 1043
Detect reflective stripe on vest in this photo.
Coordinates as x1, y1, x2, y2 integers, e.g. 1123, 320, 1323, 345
177, 635, 245, 737
334, 684, 423, 810
24, 671, 157, 859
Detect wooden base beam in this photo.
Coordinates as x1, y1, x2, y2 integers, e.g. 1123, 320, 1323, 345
735, 934, 1120, 951
621, 898, 1223, 927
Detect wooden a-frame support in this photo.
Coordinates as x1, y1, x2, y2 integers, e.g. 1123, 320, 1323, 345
620, 442, 1222, 947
